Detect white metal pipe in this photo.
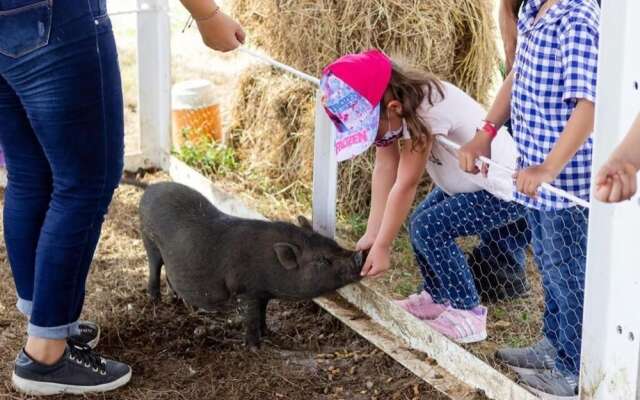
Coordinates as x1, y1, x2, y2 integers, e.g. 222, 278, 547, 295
435, 136, 591, 209
238, 47, 321, 86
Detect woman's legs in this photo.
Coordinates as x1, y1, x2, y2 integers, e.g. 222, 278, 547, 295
0, 76, 67, 365
0, 0, 123, 363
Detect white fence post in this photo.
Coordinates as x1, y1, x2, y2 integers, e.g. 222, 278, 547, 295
136, 0, 172, 170
581, 1, 640, 398
312, 92, 338, 238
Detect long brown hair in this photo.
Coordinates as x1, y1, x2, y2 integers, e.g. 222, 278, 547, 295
380, 57, 445, 151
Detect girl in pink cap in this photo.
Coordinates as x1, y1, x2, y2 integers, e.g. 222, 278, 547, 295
321, 50, 529, 343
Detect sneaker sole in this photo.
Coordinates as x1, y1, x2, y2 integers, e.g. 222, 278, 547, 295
509, 365, 550, 375
455, 331, 487, 344
521, 383, 578, 400
11, 370, 131, 396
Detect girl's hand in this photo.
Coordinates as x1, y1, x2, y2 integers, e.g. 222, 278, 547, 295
459, 131, 492, 175
356, 233, 376, 251
360, 244, 391, 278
595, 159, 638, 203
196, 10, 246, 52
514, 164, 557, 198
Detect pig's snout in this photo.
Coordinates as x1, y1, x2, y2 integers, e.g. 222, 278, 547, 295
353, 251, 364, 268
356, 249, 370, 266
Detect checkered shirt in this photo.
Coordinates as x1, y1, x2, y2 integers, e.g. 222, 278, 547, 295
511, 0, 599, 209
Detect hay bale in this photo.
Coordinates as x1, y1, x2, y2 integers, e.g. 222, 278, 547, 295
231, 0, 498, 104
230, 66, 316, 203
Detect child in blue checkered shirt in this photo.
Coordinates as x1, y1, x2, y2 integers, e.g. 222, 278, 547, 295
459, 0, 599, 398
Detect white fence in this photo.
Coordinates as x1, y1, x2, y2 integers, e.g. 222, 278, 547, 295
118, 1, 640, 398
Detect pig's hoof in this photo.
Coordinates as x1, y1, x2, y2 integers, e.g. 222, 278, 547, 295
260, 328, 275, 337
248, 344, 260, 352
245, 338, 261, 351
149, 290, 161, 303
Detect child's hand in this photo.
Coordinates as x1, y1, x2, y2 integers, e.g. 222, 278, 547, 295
459, 131, 492, 175
514, 164, 557, 198
356, 233, 376, 251
595, 159, 638, 203
360, 244, 390, 278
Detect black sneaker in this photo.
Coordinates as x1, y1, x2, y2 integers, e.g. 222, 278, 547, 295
69, 321, 101, 349
12, 339, 131, 396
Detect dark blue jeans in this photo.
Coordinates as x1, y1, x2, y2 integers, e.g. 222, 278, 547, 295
409, 188, 528, 309
527, 206, 589, 377
0, 0, 123, 339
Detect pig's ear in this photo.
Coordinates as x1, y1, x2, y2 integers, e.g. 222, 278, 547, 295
273, 242, 301, 270
297, 216, 313, 232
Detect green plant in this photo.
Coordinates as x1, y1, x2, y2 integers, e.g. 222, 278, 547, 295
498, 58, 507, 80
341, 212, 368, 238
174, 128, 238, 177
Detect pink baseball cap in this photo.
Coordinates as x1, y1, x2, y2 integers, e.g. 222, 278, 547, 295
320, 49, 393, 162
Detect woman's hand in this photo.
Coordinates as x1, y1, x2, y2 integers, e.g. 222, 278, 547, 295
360, 244, 391, 278
595, 159, 638, 203
196, 10, 246, 52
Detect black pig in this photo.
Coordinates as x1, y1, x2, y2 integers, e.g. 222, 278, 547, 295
139, 182, 364, 346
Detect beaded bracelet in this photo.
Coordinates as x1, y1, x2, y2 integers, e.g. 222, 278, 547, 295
182, 5, 221, 32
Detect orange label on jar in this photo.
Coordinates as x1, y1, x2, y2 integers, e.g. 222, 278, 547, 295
171, 104, 222, 148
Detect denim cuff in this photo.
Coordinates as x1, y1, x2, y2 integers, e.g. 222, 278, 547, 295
27, 320, 80, 340
19, 298, 81, 339
16, 297, 33, 317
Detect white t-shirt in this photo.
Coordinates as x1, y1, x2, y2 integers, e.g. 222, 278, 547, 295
401, 82, 518, 202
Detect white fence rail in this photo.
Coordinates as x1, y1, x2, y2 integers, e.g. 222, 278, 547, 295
124, 1, 640, 399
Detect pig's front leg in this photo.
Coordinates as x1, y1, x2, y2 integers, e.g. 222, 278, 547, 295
244, 297, 262, 348
258, 298, 271, 337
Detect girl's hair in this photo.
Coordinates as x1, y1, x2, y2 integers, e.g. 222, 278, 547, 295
380, 57, 445, 151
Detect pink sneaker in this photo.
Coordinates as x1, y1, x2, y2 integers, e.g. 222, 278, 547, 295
425, 305, 487, 344
394, 291, 447, 320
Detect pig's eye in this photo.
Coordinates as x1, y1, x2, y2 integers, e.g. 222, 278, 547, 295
317, 256, 331, 264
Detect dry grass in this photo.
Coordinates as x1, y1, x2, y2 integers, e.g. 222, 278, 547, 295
229, 66, 317, 210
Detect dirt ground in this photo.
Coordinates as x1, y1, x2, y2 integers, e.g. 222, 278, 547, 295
0, 180, 453, 400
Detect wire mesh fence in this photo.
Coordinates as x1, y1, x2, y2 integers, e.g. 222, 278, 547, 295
402, 140, 589, 381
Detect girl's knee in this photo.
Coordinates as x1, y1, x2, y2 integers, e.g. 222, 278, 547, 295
410, 212, 441, 247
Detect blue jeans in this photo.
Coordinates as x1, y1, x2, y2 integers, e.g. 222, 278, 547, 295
0, 0, 123, 339
526, 207, 588, 377
409, 188, 528, 309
